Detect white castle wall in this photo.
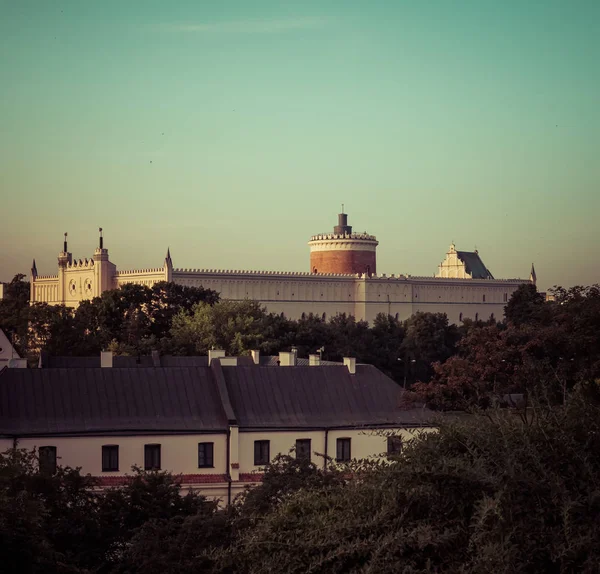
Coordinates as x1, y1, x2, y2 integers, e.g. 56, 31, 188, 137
30, 245, 527, 324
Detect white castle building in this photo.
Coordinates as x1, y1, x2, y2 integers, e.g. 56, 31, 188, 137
29, 214, 534, 324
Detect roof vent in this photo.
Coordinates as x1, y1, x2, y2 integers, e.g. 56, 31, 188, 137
208, 349, 226, 365
343, 357, 356, 374
279, 351, 297, 367
101, 351, 113, 368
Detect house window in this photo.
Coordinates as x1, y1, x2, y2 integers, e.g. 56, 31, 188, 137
39, 446, 57, 475
198, 442, 214, 468
254, 440, 270, 466
102, 445, 119, 472
336, 438, 351, 462
295, 439, 311, 461
387, 436, 403, 456
144, 444, 161, 470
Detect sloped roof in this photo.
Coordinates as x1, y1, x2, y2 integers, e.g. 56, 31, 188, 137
223, 365, 428, 428
0, 363, 431, 437
0, 329, 20, 361
0, 367, 228, 435
456, 251, 494, 279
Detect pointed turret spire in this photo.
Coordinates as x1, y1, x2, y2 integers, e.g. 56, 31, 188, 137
165, 247, 173, 267
31, 259, 37, 277
530, 263, 537, 285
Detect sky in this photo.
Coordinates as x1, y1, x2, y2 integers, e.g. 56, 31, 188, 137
1, 0, 599, 291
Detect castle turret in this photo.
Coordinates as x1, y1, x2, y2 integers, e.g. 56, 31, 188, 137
164, 248, 173, 282
308, 211, 378, 276
93, 228, 116, 295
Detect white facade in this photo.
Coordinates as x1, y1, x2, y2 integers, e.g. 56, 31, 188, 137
30, 234, 530, 324
0, 426, 430, 503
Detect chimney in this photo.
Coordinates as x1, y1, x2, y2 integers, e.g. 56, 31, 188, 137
101, 351, 113, 368
279, 351, 297, 367
343, 357, 356, 375
208, 349, 226, 365
8, 358, 27, 369
251, 350, 260, 365
151, 350, 161, 367
220, 357, 238, 367
309, 354, 321, 366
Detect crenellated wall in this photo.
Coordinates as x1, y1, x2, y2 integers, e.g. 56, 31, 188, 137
29, 232, 528, 324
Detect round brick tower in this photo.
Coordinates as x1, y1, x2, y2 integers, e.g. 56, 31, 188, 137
308, 212, 378, 275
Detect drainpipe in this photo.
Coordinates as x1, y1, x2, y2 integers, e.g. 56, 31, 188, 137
226, 428, 232, 506
323, 428, 329, 470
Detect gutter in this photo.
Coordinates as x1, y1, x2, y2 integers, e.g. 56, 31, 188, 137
226, 427, 232, 506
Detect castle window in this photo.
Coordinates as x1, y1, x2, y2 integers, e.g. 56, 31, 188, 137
475, 313, 479, 322
295, 439, 311, 462
301, 312, 306, 319
254, 440, 270, 466
198, 442, 214, 468
144, 444, 161, 470
336, 438, 351, 462
490, 313, 495, 321
483, 294, 486, 302
39, 446, 57, 475
387, 436, 403, 456
102, 445, 119, 472
459, 312, 463, 322
322, 313, 326, 321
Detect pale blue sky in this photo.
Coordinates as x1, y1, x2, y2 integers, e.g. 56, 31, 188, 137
1, 0, 599, 290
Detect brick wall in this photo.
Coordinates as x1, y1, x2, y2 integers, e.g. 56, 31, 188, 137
310, 250, 376, 275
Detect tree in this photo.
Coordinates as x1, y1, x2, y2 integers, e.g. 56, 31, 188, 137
504, 283, 546, 326
0, 274, 31, 355
170, 300, 271, 356
210, 390, 600, 574
401, 312, 459, 386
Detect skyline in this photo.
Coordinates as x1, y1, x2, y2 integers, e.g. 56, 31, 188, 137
1, 0, 599, 291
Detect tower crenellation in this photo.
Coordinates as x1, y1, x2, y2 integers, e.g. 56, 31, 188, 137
308, 211, 378, 276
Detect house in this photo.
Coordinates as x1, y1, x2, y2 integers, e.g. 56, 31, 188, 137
0, 328, 24, 369
0, 351, 432, 504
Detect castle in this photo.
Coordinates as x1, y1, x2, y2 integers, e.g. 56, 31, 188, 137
29, 213, 533, 324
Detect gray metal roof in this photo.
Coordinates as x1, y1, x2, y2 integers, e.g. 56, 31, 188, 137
456, 251, 494, 279
0, 363, 430, 437
0, 367, 228, 435
222, 365, 428, 428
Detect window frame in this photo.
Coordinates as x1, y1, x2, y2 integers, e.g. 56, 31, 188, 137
295, 438, 311, 462
102, 444, 119, 472
39, 445, 57, 475
387, 436, 403, 456
254, 440, 270, 466
144, 443, 161, 471
336, 438, 351, 462
198, 442, 214, 468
